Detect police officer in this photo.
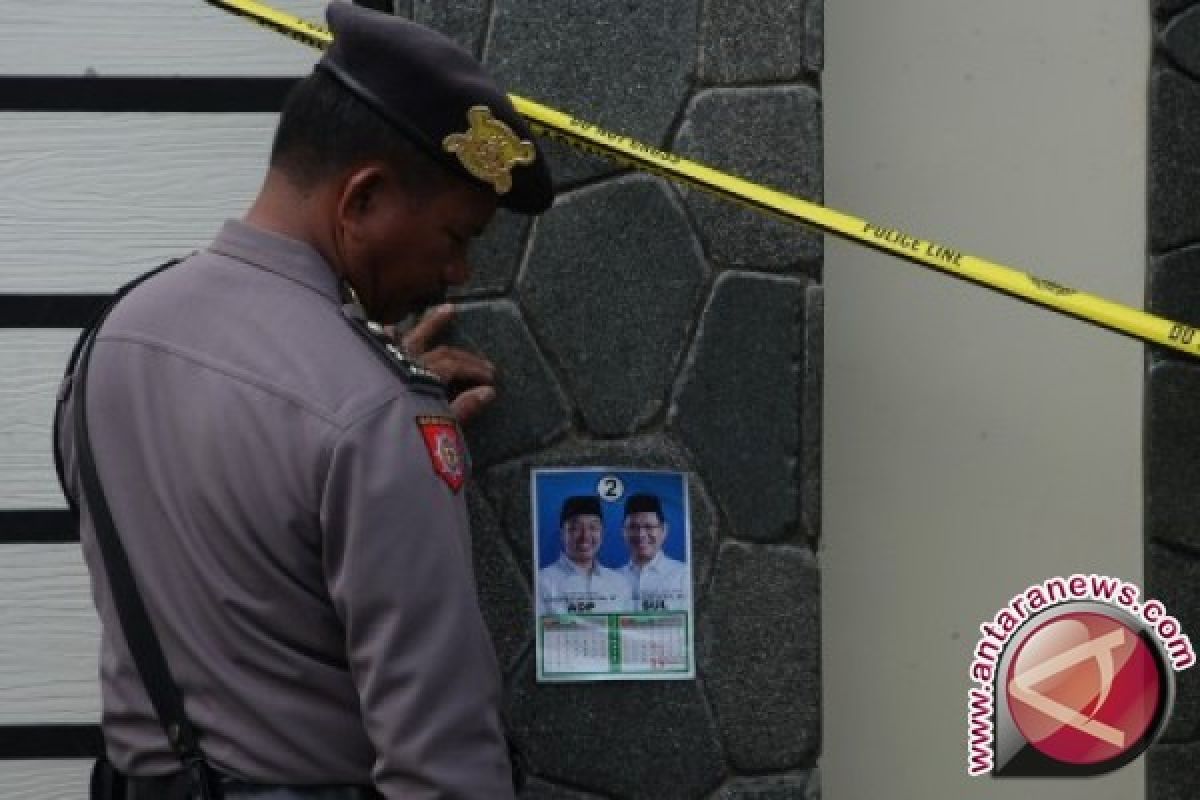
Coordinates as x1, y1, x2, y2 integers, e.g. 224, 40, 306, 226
535, 496, 632, 615
54, 3, 552, 798
618, 494, 690, 612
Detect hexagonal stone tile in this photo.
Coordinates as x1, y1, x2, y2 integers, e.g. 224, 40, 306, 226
700, 542, 820, 772
806, 0, 824, 73
486, 0, 698, 185
1150, 244, 1200, 330
518, 175, 708, 436
698, 0, 821, 84
801, 285, 823, 545
1146, 541, 1200, 742
671, 272, 808, 544
1146, 362, 1200, 549
478, 435, 719, 597
487, 0, 696, 142
506, 658, 725, 799
673, 87, 822, 271
412, 0, 488, 58
450, 209, 531, 299
712, 772, 818, 800
447, 299, 571, 468
468, 487, 533, 675
1149, 742, 1200, 800
1150, 66, 1200, 253
1164, 6, 1200, 82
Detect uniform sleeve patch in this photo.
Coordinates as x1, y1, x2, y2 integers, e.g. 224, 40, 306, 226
415, 415, 468, 493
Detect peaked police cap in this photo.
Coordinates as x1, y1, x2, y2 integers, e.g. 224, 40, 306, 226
316, 1, 553, 214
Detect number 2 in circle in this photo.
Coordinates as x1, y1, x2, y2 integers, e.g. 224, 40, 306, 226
598, 474, 624, 502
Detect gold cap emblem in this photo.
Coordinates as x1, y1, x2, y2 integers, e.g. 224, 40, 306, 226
442, 106, 536, 195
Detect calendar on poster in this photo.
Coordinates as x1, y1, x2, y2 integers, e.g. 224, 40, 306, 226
532, 468, 695, 682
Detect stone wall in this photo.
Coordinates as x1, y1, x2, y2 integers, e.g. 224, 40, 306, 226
396, 2, 825, 797
1148, 1, 1200, 797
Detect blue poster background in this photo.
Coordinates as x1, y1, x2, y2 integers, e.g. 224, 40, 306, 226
533, 469, 688, 571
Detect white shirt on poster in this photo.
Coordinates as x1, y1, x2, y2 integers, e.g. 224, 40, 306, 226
619, 551, 690, 612
536, 555, 632, 615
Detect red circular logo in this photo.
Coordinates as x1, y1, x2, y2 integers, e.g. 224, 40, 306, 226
1005, 611, 1163, 766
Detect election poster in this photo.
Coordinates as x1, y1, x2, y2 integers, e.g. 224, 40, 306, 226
532, 468, 695, 682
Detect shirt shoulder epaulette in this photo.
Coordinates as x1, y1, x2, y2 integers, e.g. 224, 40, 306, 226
346, 313, 447, 397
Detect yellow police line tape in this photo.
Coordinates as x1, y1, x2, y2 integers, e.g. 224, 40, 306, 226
206, 0, 1200, 358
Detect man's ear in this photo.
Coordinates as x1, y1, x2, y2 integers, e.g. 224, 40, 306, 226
336, 164, 389, 231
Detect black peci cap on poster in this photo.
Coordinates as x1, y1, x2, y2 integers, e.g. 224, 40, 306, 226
316, 1, 554, 214
624, 493, 662, 518
560, 496, 604, 524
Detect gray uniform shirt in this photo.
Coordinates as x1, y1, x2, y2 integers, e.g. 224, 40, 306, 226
56, 220, 513, 800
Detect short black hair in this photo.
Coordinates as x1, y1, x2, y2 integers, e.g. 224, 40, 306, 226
269, 69, 456, 196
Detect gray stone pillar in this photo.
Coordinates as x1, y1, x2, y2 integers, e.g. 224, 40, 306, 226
401, 2, 823, 797
1148, 1, 1200, 797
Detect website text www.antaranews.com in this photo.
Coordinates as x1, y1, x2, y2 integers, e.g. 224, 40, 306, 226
966, 574, 1195, 776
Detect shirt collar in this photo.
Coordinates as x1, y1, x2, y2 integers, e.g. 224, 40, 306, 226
557, 554, 601, 577
208, 219, 343, 305
629, 551, 665, 574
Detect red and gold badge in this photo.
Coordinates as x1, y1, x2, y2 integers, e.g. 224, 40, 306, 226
416, 415, 468, 493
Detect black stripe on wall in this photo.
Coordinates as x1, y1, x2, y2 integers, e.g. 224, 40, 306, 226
0, 76, 299, 113
0, 511, 77, 544
0, 725, 102, 759
0, 295, 110, 329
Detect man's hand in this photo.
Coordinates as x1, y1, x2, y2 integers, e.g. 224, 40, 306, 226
396, 305, 497, 424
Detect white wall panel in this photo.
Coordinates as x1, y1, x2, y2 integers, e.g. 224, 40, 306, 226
0, 0, 329, 777
823, 0, 1146, 798
0, 761, 93, 800
0, 546, 99, 724
0, 0, 326, 76
0, 114, 274, 293
0, 332, 77, 511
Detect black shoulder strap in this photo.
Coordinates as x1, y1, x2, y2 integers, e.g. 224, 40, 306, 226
338, 302, 447, 395
58, 258, 222, 798
53, 258, 184, 515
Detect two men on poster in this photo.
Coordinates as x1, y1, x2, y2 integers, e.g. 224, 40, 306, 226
535, 492, 689, 616
532, 469, 696, 681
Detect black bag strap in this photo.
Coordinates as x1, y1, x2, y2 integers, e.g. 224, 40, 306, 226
53, 258, 183, 516
60, 258, 222, 799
